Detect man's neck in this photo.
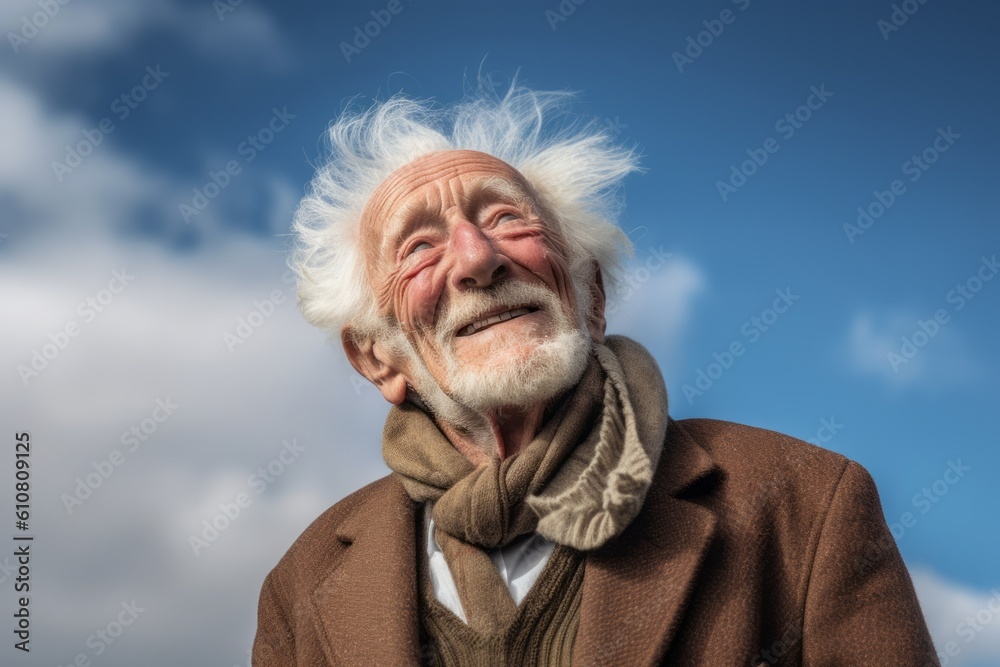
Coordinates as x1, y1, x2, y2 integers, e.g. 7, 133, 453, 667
437, 402, 549, 466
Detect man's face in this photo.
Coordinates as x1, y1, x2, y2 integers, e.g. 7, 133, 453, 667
358, 149, 595, 410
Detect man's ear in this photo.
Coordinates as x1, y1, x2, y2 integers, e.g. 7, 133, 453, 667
341, 327, 409, 405
586, 262, 607, 344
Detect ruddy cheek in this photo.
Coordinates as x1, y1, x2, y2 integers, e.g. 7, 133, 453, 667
535, 246, 578, 314
500, 234, 549, 272
504, 235, 569, 296
396, 269, 441, 330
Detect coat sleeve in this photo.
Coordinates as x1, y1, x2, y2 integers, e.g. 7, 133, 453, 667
252, 569, 296, 666
800, 460, 939, 666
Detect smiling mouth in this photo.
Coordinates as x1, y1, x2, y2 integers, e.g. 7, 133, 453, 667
456, 306, 539, 337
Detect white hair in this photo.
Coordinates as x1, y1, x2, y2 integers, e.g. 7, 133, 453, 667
289, 82, 641, 341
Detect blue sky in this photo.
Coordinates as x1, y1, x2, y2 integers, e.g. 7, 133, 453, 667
1, 0, 998, 665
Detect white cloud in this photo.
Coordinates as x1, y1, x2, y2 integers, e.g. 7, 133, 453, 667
1, 0, 154, 55
0, 70, 703, 661
911, 565, 1000, 665
1, 0, 291, 70
0, 73, 165, 242
845, 310, 977, 389
0, 71, 299, 250
606, 250, 706, 363
3, 33, 981, 664
0, 65, 371, 665
183, 4, 294, 72
0, 238, 391, 666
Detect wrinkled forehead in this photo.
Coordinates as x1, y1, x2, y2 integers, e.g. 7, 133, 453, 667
359, 150, 531, 252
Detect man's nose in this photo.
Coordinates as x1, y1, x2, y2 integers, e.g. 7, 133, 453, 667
449, 221, 506, 289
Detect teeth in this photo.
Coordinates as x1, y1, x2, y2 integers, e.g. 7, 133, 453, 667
460, 307, 532, 336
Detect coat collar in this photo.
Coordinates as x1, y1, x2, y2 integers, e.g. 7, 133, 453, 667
572, 417, 719, 666
308, 417, 718, 666
309, 477, 422, 666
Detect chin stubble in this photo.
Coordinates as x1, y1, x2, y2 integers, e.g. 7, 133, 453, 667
434, 281, 591, 412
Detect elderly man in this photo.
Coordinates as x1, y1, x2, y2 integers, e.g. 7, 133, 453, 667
253, 87, 937, 666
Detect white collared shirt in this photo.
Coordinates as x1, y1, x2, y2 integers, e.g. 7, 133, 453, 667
425, 514, 556, 623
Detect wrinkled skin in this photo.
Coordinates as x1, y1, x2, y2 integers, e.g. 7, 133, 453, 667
344, 150, 605, 464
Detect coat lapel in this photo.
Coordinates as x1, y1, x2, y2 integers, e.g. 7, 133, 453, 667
305, 420, 717, 666
309, 476, 422, 666
574, 419, 719, 667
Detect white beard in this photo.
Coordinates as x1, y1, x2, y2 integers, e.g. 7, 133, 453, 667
385, 280, 592, 427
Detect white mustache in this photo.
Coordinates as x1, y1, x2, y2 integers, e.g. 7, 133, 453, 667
435, 281, 562, 341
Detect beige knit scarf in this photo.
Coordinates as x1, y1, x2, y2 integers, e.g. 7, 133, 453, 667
382, 334, 669, 631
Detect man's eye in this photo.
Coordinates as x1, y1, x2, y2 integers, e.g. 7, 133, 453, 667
409, 241, 432, 255
496, 212, 520, 225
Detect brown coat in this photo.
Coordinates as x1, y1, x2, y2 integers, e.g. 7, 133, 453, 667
252, 418, 938, 666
